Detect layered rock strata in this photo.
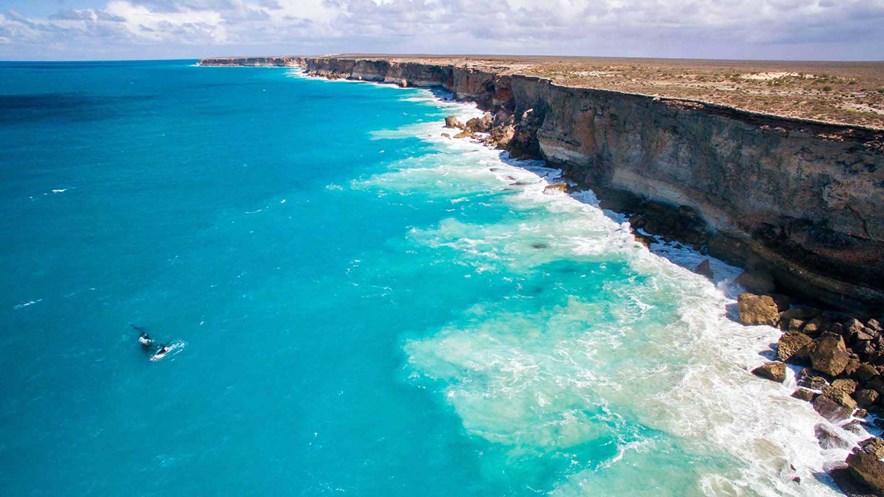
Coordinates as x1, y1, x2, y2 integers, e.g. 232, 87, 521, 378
199, 56, 883, 314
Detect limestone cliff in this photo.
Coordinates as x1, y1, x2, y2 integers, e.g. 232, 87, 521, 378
199, 56, 884, 314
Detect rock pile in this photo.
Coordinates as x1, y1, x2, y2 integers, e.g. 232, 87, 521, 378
740, 292, 884, 494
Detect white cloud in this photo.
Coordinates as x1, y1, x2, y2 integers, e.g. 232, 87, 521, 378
0, 0, 882, 60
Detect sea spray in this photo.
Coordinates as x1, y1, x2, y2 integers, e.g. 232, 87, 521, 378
349, 81, 851, 495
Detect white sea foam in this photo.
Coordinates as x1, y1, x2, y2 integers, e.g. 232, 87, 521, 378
279, 72, 852, 494
13, 299, 43, 310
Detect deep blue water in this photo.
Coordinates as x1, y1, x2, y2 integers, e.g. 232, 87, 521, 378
0, 61, 843, 497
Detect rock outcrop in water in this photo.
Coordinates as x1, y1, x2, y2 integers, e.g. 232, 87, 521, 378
199, 56, 883, 315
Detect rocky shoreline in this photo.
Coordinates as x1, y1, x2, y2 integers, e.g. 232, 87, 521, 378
201, 55, 882, 315
199, 56, 884, 495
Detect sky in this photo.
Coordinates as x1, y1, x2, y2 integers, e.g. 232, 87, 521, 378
0, 0, 882, 61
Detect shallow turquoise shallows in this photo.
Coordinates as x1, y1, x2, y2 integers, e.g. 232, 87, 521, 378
0, 61, 845, 496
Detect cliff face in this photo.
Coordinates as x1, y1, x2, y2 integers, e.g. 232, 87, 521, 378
200, 57, 884, 313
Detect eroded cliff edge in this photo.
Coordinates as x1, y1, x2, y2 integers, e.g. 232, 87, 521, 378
199, 56, 884, 314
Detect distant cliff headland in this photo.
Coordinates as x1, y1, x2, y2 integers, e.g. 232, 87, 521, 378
199, 55, 884, 315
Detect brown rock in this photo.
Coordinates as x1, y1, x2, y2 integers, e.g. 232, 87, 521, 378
798, 368, 829, 390
737, 293, 779, 326
828, 464, 878, 497
444, 115, 462, 129
845, 355, 862, 376
847, 450, 884, 494
752, 361, 787, 383
868, 319, 882, 332
813, 395, 854, 422
808, 333, 851, 376
832, 378, 859, 395
861, 437, 884, 458
777, 332, 813, 362
802, 316, 828, 337
543, 183, 569, 195
856, 389, 880, 408
792, 388, 817, 402
693, 259, 714, 279
787, 318, 805, 333
822, 385, 858, 410
856, 363, 881, 383
779, 306, 822, 324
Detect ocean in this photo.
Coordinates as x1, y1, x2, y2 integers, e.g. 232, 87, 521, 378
0, 60, 850, 496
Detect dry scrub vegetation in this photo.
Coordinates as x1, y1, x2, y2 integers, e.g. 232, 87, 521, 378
344, 55, 884, 129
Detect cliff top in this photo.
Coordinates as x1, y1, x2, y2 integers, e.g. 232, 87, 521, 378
315, 54, 884, 129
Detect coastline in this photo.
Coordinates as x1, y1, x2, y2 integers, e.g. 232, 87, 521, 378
200, 55, 884, 317
207, 59, 884, 495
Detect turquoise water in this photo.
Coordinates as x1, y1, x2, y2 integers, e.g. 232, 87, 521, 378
0, 61, 846, 496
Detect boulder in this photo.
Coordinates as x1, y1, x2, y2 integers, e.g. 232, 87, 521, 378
813, 395, 854, 422
868, 319, 882, 332
829, 463, 879, 497
856, 389, 880, 409
543, 183, 569, 195
444, 115, 462, 129
856, 363, 881, 383
808, 333, 851, 376
464, 113, 493, 133
777, 332, 813, 362
861, 438, 884, 459
779, 306, 822, 324
822, 387, 858, 410
847, 450, 884, 494
816, 423, 854, 450
693, 259, 714, 279
798, 368, 829, 390
792, 388, 817, 402
787, 318, 805, 333
737, 293, 780, 326
802, 316, 828, 336
823, 379, 859, 409
752, 361, 787, 383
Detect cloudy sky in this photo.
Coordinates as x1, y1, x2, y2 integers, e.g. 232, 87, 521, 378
1, 0, 882, 61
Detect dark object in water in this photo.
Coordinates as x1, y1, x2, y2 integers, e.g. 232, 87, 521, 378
133, 324, 153, 349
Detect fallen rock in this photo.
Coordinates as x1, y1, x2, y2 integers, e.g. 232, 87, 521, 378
808, 333, 851, 376
693, 259, 714, 279
847, 450, 884, 494
798, 368, 829, 390
856, 389, 880, 408
856, 363, 880, 383
737, 293, 780, 326
813, 395, 854, 422
464, 113, 493, 133
543, 183, 569, 195
816, 423, 854, 450
779, 306, 822, 325
444, 115, 462, 128
861, 438, 884, 458
792, 388, 817, 402
823, 379, 859, 409
829, 463, 879, 497
777, 332, 813, 362
787, 318, 806, 333
752, 361, 787, 383
803, 316, 829, 336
